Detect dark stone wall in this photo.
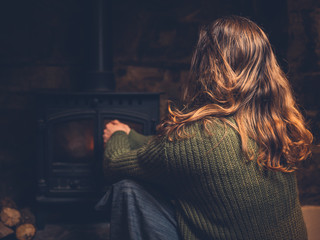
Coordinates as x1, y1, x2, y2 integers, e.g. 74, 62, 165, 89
113, 0, 289, 116
287, 0, 320, 205
0, 0, 90, 206
0, 0, 318, 207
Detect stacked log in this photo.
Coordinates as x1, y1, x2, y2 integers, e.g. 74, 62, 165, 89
0, 222, 14, 238
0, 198, 36, 240
1, 208, 21, 227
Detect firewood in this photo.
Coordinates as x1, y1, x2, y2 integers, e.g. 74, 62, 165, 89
0, 207, 21, 227
19, 209, 36, 225
15, 224, 36, 240
0, 198, 17, 209
15, 209, 36, 240
0, 222, 14, 238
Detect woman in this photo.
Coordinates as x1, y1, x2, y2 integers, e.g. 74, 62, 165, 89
102, 16, 313, 240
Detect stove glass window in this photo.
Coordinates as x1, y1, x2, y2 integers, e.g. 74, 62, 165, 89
52, 119, 95, 163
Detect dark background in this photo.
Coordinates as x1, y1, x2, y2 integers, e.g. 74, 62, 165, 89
0, 0, 319, 210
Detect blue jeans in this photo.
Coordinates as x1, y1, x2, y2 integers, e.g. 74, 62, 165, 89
96, 180, 181, 240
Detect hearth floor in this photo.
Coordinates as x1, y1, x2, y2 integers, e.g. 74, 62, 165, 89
34, 223, 110, 240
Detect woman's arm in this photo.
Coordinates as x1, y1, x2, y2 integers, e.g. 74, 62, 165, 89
128, 129, 153, 149
103, 119, 153, 149
103, 120, 167, 183
104, 131, 166, 182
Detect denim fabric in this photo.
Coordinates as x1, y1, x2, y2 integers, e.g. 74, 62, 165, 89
96, 179, 180, 240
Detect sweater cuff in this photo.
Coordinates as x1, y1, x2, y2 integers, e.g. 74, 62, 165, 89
106, 131, 130, 154
110, 130, 128, 138
128, 129, 152, 149
103, 130, 131, 178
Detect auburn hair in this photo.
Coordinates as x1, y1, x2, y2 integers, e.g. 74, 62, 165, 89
157, 16, 313, 172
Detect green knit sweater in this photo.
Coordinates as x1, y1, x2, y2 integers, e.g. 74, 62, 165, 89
104, 119, 307, 240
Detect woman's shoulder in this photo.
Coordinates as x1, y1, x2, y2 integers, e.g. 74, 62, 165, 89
161, 116, 239, 146
161, 117, 245, 164
184, 116, 237, 135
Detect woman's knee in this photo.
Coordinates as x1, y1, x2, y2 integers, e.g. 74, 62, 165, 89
112, 179, 143, 196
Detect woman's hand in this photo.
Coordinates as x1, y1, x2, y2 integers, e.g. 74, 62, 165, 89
103, 120, 131, 143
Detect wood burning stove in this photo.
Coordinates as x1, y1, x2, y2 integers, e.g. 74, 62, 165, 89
35, 92, 160, 227
35, 0, 161, 227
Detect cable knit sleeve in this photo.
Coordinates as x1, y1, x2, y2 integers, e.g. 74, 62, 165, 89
128, 129, 153, 149
103, 131, 167, 183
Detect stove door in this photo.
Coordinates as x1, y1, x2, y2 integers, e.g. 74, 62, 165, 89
46, 116, 97, 197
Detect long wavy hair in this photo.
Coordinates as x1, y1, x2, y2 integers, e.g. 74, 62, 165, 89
158, 16, 313, 172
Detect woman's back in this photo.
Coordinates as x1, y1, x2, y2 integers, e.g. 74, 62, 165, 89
103, 15, 312, 240
163, 119, 307, 239
156, 17, 313, 237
